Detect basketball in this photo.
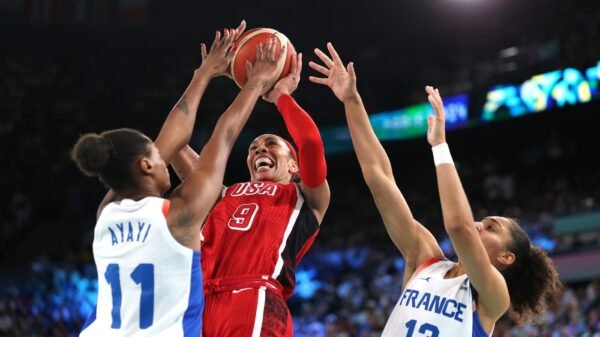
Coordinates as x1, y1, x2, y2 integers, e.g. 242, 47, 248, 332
230, 28, 296, 93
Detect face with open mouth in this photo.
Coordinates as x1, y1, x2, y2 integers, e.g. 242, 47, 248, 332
247, 134, 298, 184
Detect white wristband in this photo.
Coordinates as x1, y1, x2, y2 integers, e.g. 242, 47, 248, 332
432, 142, 454, 167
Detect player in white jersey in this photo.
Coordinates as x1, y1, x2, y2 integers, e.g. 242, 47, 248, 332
310, 43, 561, 336
71, 23, 288, 337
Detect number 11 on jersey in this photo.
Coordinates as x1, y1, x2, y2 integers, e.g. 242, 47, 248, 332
104, 263, 155, 329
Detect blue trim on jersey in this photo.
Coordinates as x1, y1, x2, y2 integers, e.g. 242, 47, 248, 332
183, 251, 203, 337
81, 306, 97, 331
472, 311, 489, 337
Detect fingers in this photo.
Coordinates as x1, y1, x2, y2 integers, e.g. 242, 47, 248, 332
234, 20, 247, 40
267, 38, 277, 61
256, 41, 264, 60
308, 75, 329, 86
290, 52, 298, 74
201, 43, 207, 61
427, 115, 434, 129
223, 28, 239, 55
308, 61, 330, 76
271, 39, 282, 61
253, 39, 281, 63
210, 30, 222, 51
347, 62, 356, 81
314, 47, 334, 68
295, 52, 303, 76
425, 85, 444, 115
326, 42, 343, 66
245, 60, 253, 74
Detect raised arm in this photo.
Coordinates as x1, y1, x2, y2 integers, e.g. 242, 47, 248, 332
167, 39, 285, 251
309, 43, 442, 283
97, 22, 246, 216
155, 21, 246, 165
263, 53, 330, 223
169, 22, 247, 181
426, 86, 510, 320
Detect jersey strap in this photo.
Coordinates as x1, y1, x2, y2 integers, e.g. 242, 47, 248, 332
162, 199, 171, 218
413, 256, 447, 277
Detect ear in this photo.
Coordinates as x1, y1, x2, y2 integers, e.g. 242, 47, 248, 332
497, 251, 516, 267
288, 158, 299, 174
139, 157, 154, 175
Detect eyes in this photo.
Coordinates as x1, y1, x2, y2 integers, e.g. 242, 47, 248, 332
484, 221, 501, 232
248, 140, 279, 153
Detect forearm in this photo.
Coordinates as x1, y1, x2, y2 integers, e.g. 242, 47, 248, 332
192, 82, 263, 185
344, 96, 434, 261
434, 147, 474, 231
276, 94, 326, 187
155, 70, 212, 164
214, 82, 263, 146
343, 94, 394, 182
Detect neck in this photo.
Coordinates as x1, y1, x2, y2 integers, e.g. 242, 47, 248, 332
252, 177, 293, 185
118, 187, 162, 201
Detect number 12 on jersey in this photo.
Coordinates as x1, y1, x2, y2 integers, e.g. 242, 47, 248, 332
105, 263, 155, 329
405, 319, 439, 337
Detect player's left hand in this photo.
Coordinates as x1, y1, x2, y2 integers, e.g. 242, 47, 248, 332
198, 20, 246, 79
425, 86, 447, 146
308, 42, 358, 103
262, 52, 302, 103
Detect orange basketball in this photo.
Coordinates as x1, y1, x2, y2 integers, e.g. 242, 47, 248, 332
230, 28, 296, 93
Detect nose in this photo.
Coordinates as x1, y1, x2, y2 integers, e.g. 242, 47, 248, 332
475, 222, 482, 232
254, 144, 268, 154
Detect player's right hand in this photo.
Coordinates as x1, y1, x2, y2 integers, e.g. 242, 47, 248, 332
245, 39, 286, 93
262, 52, 302, 103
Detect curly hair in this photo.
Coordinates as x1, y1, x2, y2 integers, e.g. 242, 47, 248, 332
501, 218, 562, 324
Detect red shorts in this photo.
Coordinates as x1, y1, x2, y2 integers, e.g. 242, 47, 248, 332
202, 275, 293, 337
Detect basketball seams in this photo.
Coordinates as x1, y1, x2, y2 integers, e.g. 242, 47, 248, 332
230, 28, 291, 91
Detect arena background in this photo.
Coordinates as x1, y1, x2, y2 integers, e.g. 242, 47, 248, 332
1, 0, 599, 336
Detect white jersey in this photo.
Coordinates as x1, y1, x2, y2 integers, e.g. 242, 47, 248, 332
382, 258, 490, 337
80, 197, 203, 337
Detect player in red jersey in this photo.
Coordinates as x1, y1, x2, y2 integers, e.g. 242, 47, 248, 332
173, 51, 330, 337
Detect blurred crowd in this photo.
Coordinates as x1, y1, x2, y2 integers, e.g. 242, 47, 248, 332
290, 250, 600, 337
0, 248, 599, 337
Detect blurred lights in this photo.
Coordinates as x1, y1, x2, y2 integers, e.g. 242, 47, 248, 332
499, 46, 520, 58
482, 60, 600, 121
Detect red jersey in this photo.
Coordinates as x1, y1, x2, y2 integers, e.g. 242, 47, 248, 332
201, 181, 319, 299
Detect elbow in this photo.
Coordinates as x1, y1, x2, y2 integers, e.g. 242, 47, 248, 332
361, 165, 392, 187
300, 136, 324, 153
361, 166, 380, 186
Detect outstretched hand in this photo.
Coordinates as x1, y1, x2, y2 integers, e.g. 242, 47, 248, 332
263, 52, 302, 103
245, 38, 287, 93
308, 42, 358, 103
425, 86, 446, 146
198, 20, 247, 78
